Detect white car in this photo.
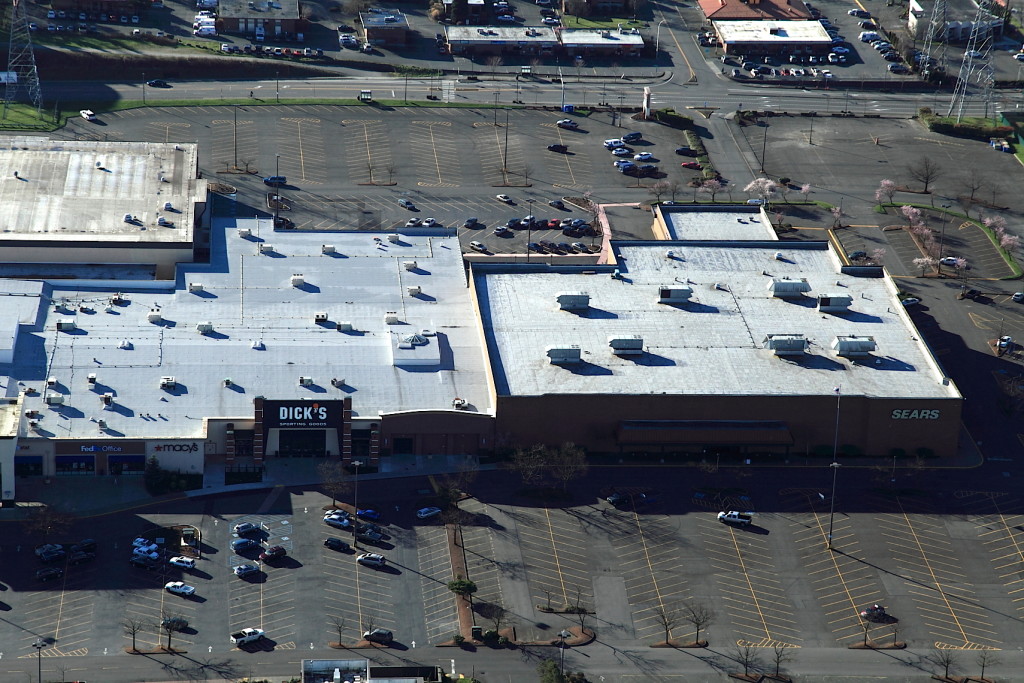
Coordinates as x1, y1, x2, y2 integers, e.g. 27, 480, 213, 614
831, 46, 850, 54
80, 109, 97, 121
405, 218, 422, 227
357, 553, 387, 568
469, 241, 487, 252
603, 138, 626, 149
556, 118, 577, 129
168, 556, 196, 569
423, 218, 438, 227
496, 194, 512, 203
165, 581, 196, 596
611, 147, 632, 157
939, 256, 959, 266
633, 152, 653, 161
1015, 53, 1024, 62
717, 511, 753, 526
901, 297, 921, 307
416, 506, 442, 519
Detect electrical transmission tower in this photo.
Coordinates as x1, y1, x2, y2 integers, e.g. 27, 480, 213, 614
947, 0, 996, 121
4, 0, 43, 119
920, 0, 946, 83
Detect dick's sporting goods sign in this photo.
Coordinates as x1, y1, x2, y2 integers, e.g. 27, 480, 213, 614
263, 400, 343, 429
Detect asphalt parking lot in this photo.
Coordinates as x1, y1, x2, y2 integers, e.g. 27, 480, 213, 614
62, 105, 670, 254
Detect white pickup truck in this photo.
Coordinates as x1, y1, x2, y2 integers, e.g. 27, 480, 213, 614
230, 628, 264, 645
717, 511, 754, 526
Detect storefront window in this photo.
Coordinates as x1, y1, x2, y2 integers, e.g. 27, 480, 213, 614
14, 456, 42, 476
55, 456, 95, 475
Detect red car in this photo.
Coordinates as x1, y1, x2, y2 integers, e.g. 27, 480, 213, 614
547, 219, 560, 229
681, 161, 702, 170
259, 545, 287, 562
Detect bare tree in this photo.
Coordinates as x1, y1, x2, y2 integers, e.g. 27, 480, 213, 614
23, 505, 74, 538
859, 617, 872, 646
959, 169, 984, 215
732, 644, 762, 677
385, 164, 395, 184
361, 615, 377, 639
976, 649, 998, 681
486, 55, 504, 70
907, 156, 942, 193
329, 615, 347, 646
123, 617, 147, 652
509, 444, 548, 486
548, 442, 587, 491
161, 616, 179, 650
317, 460, 349, 508
653, 603, 681, 644
932, 646, 960, 680
667, 179, 681, 201
477, 602, 510, 633
649, 180, 671, 203
890, 623, 902, 648
682, 601, 714, 645
772, 643, 794, 679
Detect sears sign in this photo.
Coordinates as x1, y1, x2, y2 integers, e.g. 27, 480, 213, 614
891, 409, 941, 420
264, 400, 341, 429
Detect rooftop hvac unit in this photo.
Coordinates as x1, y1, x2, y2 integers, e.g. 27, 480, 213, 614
196, 321, 214, 335
608, 335, 644, 355
314, 312, 329, 323
407, 285, 421, 296
384, 312, 399, 324
97, 419, 107, 430
163, 202, 173, 211
118, 339, 133, 350
336, 321, 353, 332
102, 393, 113, 405
817, 293, 853, 312
452, 397, 467, 410
111, 293, 125, 305
224, 378, 232, 387
188, 282, 204, 293
160, 376, 176, 389
259, 243, 274, 253
47, 376, 57, 386
157, 216, 172, 227
555, 292, 590, 311
299, 376, 313, 386
832, 335, 876, 358
29, 419, 38, 429
387, 234, 400, 243
25, 409, 38, 418
763, 333, 808, 356
546, 345, 582, 364
251, 340, 265, 350
238, 227, 252, 238
87, 373, 97, 385
147, 309, 163, 323
330, 377, 345, 387
290, 274, 305, 287
768, 277, 812, 298
658, 286, 693, 303
44, 395, 64, 405
56, 319, 77, 331
321, 244, 335, 254
403, 260, 418, 271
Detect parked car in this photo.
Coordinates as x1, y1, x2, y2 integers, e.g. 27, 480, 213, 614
233, 522, 258, 535
68, 551, 96, 565
168, 556, 196, 569
717, 510, 754, 526
324, 537, 351, 551
398, 199, 415, 209
165, 581, 196, 596
901, 297, 921, 307
364, 628, 394, 644
70, 539, 96, 553
681, 161, 702, 170
547, 144, 568, 153
234, 563, 260, 577
231, 538, 259, 553
548, 199, 565, 209
357, 553, 387, 568
469, 241, 487, 252
130, 555, 158, 570
259, 545, 287, 561
556, 119, 578, 129
495, 194, 512, 203
36, 567, 64, 582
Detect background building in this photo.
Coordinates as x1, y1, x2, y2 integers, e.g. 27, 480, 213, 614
714, 19, 833, 57
361, 9, 411, 47
218, 0, 307, 38
908, 0, 1003, 42
699, 0, 812, 22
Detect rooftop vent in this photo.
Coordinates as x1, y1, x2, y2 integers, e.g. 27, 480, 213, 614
56, 319, 76, 331
299, 376, 313, 386
336, 321, 354, 332
608, 335, 644, 355
158, 216, 172, 227
160, 376, 176, 389
407, 285, 421, 296
47, 376, 57, 386
547, 345, 582, 364
659, 286, 692, 303
314, 312, 329, 323
763, 333, 809, 356
87, 373, 97, 385
97, 419, 108, 430
224, 378, 233, 387
102, 392, 113, 405
196, 321, 214, 335
290, 274, 305, 287
164, 202, 173, 211
118, 339, 133, 350
251, 340, 265, 350
403, 260, 418, 271
147, 309, 163, 323
384, 312, 400, 324
387, 234, 400, 243
188, 282, 204, 293
45, 394, 64, 405
321, 244, 335, 254
238, 228, 252, 238
768, 278, 812, 298
832, 335, 876, 358
556, 292, 590, 311
259, 243, 274, 254
817, 293, 853, 312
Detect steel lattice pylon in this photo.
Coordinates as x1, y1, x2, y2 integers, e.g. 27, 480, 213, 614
4, 0, 43, 118
920, 0, 946, 83
947, 0, 996, 121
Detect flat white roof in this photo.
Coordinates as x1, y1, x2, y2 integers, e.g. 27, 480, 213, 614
446, 26, 557, 43
0, 137, 202, 245
560, 29, 645, 47
6, 222, 492, 438
476, 242, 960, 400
661, 205, 778, 240
714, 19, 833, 44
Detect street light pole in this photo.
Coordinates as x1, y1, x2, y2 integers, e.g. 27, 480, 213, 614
33, 639, 44, 683
760, 124, 768, 174
655, 19, 667, 78
352, 459, 362, 548
142, 73, 146, 105
827, 385, 841, 550
559, 68, 565, 110
558, 630, 571, 676
939, 203, 952, 261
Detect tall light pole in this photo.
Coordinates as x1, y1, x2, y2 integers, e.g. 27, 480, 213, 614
938, 203, 952, 261
142, 72, 147, 105
559, 68, 565, 110
827, 385, 841, 550
33, 639, 44, 682
654, 20, 667, 78
527, 198, 534, 262
275, 70, 280, 104
273, 154, 281, 226
558, 630, 571, 676
352, 459, 362, 548
760, 123, 768, 173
